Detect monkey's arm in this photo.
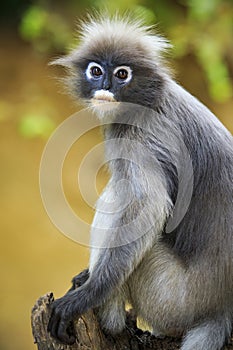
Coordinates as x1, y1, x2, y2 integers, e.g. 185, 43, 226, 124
48, 156, 171, 344
48, 199, 169, 344
48, 237, 156, 344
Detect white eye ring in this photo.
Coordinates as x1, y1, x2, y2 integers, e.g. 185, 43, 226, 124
113, 66, 132, 83
86, 62, 104, 80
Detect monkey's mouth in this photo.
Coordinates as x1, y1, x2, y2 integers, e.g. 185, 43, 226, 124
91, 90, 119, 116
92, 90, 117, 104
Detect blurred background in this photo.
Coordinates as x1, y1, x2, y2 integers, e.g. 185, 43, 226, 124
0, 0, 232, 349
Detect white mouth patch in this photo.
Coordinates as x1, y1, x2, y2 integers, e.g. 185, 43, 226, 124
93, 90, 116, 103
91, 90, 119, 119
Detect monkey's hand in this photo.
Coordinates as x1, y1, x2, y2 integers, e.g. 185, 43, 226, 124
69, 269, 89, 291
47, 291, 80, 345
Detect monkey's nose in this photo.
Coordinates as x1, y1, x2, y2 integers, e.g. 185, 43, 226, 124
102, 77, 111, 90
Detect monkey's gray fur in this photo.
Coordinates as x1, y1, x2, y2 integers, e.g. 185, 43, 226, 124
48, 15, 233, 350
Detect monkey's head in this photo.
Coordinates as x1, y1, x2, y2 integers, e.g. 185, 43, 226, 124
52, 15, 170, 115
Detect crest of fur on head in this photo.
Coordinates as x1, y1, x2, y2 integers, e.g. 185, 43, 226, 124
51, 13, 171, 72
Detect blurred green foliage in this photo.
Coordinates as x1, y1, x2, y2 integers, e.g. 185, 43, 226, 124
18, 113, 56, 138
19, 5, 72, 53
17, 0, 233, 103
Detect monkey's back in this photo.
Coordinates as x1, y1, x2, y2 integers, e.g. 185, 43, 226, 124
127, 80, 233, 332
162, 81, 233, 261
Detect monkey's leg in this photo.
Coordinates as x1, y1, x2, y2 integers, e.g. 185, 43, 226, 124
97, 295, 126, 334
96, 284, 129, 334
129, 246, 232, 349
181, 315, 232, 350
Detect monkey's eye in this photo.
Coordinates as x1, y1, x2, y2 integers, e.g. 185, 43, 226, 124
86, 62, 104, 80
91, 66, 103, 77
115, 69, 128, 80
114, 66, 132, 83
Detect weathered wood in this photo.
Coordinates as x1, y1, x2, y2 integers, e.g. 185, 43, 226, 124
31, 293, 233, 350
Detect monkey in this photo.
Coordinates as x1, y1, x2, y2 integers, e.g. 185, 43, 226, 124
47, 15, 233, 350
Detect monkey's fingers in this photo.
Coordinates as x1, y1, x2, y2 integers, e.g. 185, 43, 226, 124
57, 318, 76, 345
47, 309, 59, 339
48, 311, 76, 345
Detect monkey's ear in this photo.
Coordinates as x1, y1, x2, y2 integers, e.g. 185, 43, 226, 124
49, 56, 74, 68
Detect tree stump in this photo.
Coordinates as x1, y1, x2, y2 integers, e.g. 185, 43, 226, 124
31, 293, 233, 350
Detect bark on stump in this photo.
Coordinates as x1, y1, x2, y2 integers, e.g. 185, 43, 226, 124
31, 293, 233, 350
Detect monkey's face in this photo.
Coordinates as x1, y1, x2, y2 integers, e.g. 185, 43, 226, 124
52, 17, 170, 116
83, 61, 132, 113
70, 45, 165, 116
